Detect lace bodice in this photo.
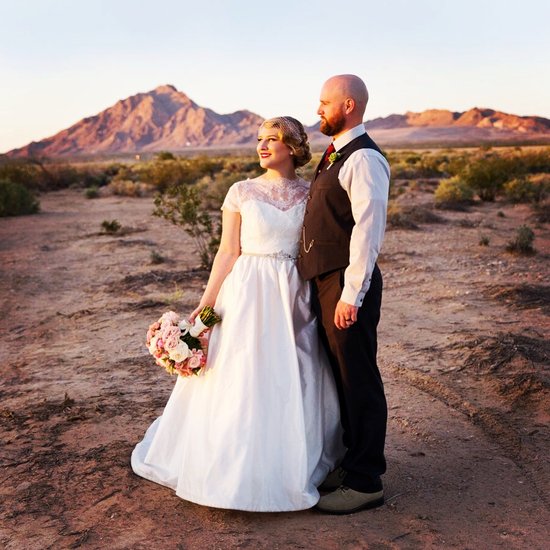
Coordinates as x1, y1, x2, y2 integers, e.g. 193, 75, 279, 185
222, 176, 310, 257
224, 176, 309, 211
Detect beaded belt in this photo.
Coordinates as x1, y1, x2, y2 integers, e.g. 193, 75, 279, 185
241, 251, 297, 262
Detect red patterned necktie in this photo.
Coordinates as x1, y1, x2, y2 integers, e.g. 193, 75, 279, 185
320, 142, 335, 170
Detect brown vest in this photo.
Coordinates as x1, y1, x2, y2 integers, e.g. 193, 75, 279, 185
297, 132, 382, 280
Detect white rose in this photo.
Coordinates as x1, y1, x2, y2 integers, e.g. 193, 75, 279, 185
168, 341, 191, 362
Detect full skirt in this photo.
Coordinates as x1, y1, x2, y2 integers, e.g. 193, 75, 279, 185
131, 255, 343, 511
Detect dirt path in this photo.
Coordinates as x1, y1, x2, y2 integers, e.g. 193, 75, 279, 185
1, 189, 548, 549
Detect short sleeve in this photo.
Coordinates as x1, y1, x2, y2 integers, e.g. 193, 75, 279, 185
221, 182, 240, 212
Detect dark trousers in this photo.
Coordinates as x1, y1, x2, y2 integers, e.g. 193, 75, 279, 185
312, 265, 387, 492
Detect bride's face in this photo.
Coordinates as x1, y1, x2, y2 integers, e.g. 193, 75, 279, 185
256, 127, 293, 170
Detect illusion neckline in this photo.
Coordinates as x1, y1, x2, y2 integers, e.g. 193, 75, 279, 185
254, 175, 307, 187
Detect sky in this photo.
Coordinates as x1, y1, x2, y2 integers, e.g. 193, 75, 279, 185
1, 0, 549, 153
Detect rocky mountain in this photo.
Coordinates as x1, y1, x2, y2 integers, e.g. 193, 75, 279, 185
364, 108, 550, 146
7, 87, 550, 157
8, 85, 264, 157
307, 108, 550, 147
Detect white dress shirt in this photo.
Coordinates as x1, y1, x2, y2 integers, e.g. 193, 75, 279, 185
332, 124, 390, 306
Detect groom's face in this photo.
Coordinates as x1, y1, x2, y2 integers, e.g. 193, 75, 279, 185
318, 83, 346, 137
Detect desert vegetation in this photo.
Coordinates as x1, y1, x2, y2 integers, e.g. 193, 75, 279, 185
0, 179, 40, 216
1, 147, 549, 262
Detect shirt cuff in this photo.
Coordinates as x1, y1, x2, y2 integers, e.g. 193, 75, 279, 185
340, 286, 367, 307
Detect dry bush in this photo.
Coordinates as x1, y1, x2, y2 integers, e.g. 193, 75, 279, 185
434, 177, 474, 210
85, 186, 100, 199
0, 180, 40, 216
506, 225, 536, 255
100, 220, 121, 234
107, 179, 153, 197
479, 235, 490, 246
386, 202, 444, 229
504, 174, 550, 204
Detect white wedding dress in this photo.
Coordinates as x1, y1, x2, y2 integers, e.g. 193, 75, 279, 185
131, 176, 343, 512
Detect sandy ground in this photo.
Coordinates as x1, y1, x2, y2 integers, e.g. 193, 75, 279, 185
1, 187, 548, 549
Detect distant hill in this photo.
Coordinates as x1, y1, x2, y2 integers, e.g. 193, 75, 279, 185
8, 85, 264, 157
6, 86, 550, 157
366, 108, 550, 146
308, 108, 550, 147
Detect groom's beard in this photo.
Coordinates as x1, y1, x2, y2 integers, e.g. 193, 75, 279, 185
320, 112, 346, 136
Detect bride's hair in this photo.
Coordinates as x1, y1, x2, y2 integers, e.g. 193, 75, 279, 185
261, 116, 312, 168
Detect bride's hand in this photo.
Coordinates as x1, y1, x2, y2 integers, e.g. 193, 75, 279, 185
188, 305, 203, 323
188, 301, 214, 323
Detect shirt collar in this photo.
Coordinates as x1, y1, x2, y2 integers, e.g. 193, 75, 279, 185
332, 123, 366, 152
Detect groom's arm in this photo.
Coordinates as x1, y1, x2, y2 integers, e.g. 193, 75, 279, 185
338, 149, 390, 307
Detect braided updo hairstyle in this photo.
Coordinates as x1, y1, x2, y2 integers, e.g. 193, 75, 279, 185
261, 116, 312, 168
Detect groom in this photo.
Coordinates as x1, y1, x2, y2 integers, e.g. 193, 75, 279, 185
298, 74, 390, 514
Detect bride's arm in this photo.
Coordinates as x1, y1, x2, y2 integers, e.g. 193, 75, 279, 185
188, 209, 241, 320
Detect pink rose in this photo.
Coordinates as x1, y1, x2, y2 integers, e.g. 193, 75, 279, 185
187, 349, 204, 370
160, 311, 180, 327
161, 326, 181, 351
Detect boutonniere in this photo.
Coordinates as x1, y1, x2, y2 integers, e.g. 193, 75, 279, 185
327, 151, 342, 169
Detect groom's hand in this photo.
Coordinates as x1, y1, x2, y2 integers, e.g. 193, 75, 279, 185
334, 300, 358, 330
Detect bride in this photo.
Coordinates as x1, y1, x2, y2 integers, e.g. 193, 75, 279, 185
131, 116, 343, 512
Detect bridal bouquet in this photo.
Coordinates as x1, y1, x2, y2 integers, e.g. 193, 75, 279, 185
146, 306, 221, 377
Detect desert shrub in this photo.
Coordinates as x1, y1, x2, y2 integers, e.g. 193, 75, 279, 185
0, 161, 43, 189
112, 165, 138, 182
390, 155, 447, 180
434, 177, 474, 209
506, 225, 535, 255
85, 186, 100, 199
405, 154, 421, 165
479, 235, 490, 246
0, 180, 40, 216
108, 179, 146, 197
45, 164, 81, 189
386, 203, 418, 229
138, 155, 227, 192
150, 250, 165, 264
101, 219, 121, 234
386, 203, 443, 229
155, 151, 176, 161
504, 174, 549, 204
200, 167, 262, 210
79, 170, 110, 188
460, 155, 512, 201
516, 149, 550, 174
153, 184, 221, 269
440, 154, 469, 177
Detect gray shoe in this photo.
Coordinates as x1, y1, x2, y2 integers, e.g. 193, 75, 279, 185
317, 466, 346, 493
318, 466, 346, 492
316, 486, 384, 515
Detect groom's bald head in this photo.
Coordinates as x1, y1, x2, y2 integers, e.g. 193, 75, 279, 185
318, 75, 369, 137
323, 74, 369, 118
